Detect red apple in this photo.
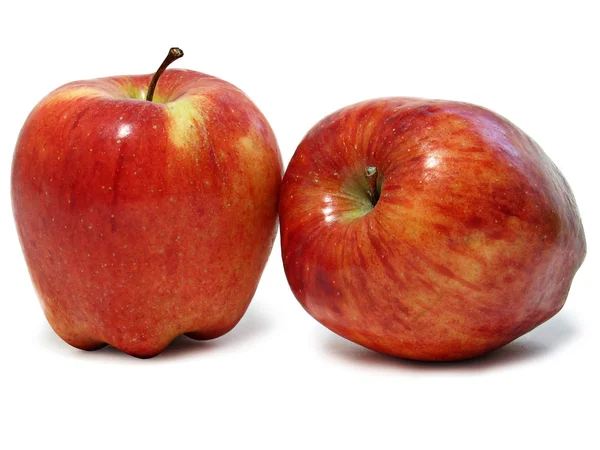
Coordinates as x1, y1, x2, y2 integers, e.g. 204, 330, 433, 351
280, 98, 586, 361
12, 49, 282, 358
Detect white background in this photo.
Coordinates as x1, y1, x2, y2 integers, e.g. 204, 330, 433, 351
1, 1, 598, 449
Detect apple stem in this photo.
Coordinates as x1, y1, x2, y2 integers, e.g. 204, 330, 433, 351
365, 166, 380, 206
146, 48, 184, 102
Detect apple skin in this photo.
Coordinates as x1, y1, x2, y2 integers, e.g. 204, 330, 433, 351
12, 69, 282, 358
280, 98, 586, 362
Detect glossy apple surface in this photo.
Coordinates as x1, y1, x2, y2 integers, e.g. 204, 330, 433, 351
12, 68, 282, 357
280, 98, 586, 361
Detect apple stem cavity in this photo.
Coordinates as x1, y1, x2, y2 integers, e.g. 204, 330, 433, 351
146, 47, 184, 102
365, 166, 380, 206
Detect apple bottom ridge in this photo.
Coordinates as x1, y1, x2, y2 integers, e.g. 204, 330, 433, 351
45, 304, 248, 359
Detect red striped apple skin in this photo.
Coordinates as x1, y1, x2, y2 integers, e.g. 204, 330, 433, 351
280, 98, 586, 362
12, 69, 282, 358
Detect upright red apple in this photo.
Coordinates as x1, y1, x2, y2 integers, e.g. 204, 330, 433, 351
12, 49, 282, 358
280, 98, 586, 361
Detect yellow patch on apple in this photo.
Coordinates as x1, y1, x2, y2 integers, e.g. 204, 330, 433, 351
165, 97, 206, 148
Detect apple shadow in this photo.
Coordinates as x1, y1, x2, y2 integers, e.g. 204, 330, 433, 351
38, 303, 271, 362
322, 313, 578, 372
